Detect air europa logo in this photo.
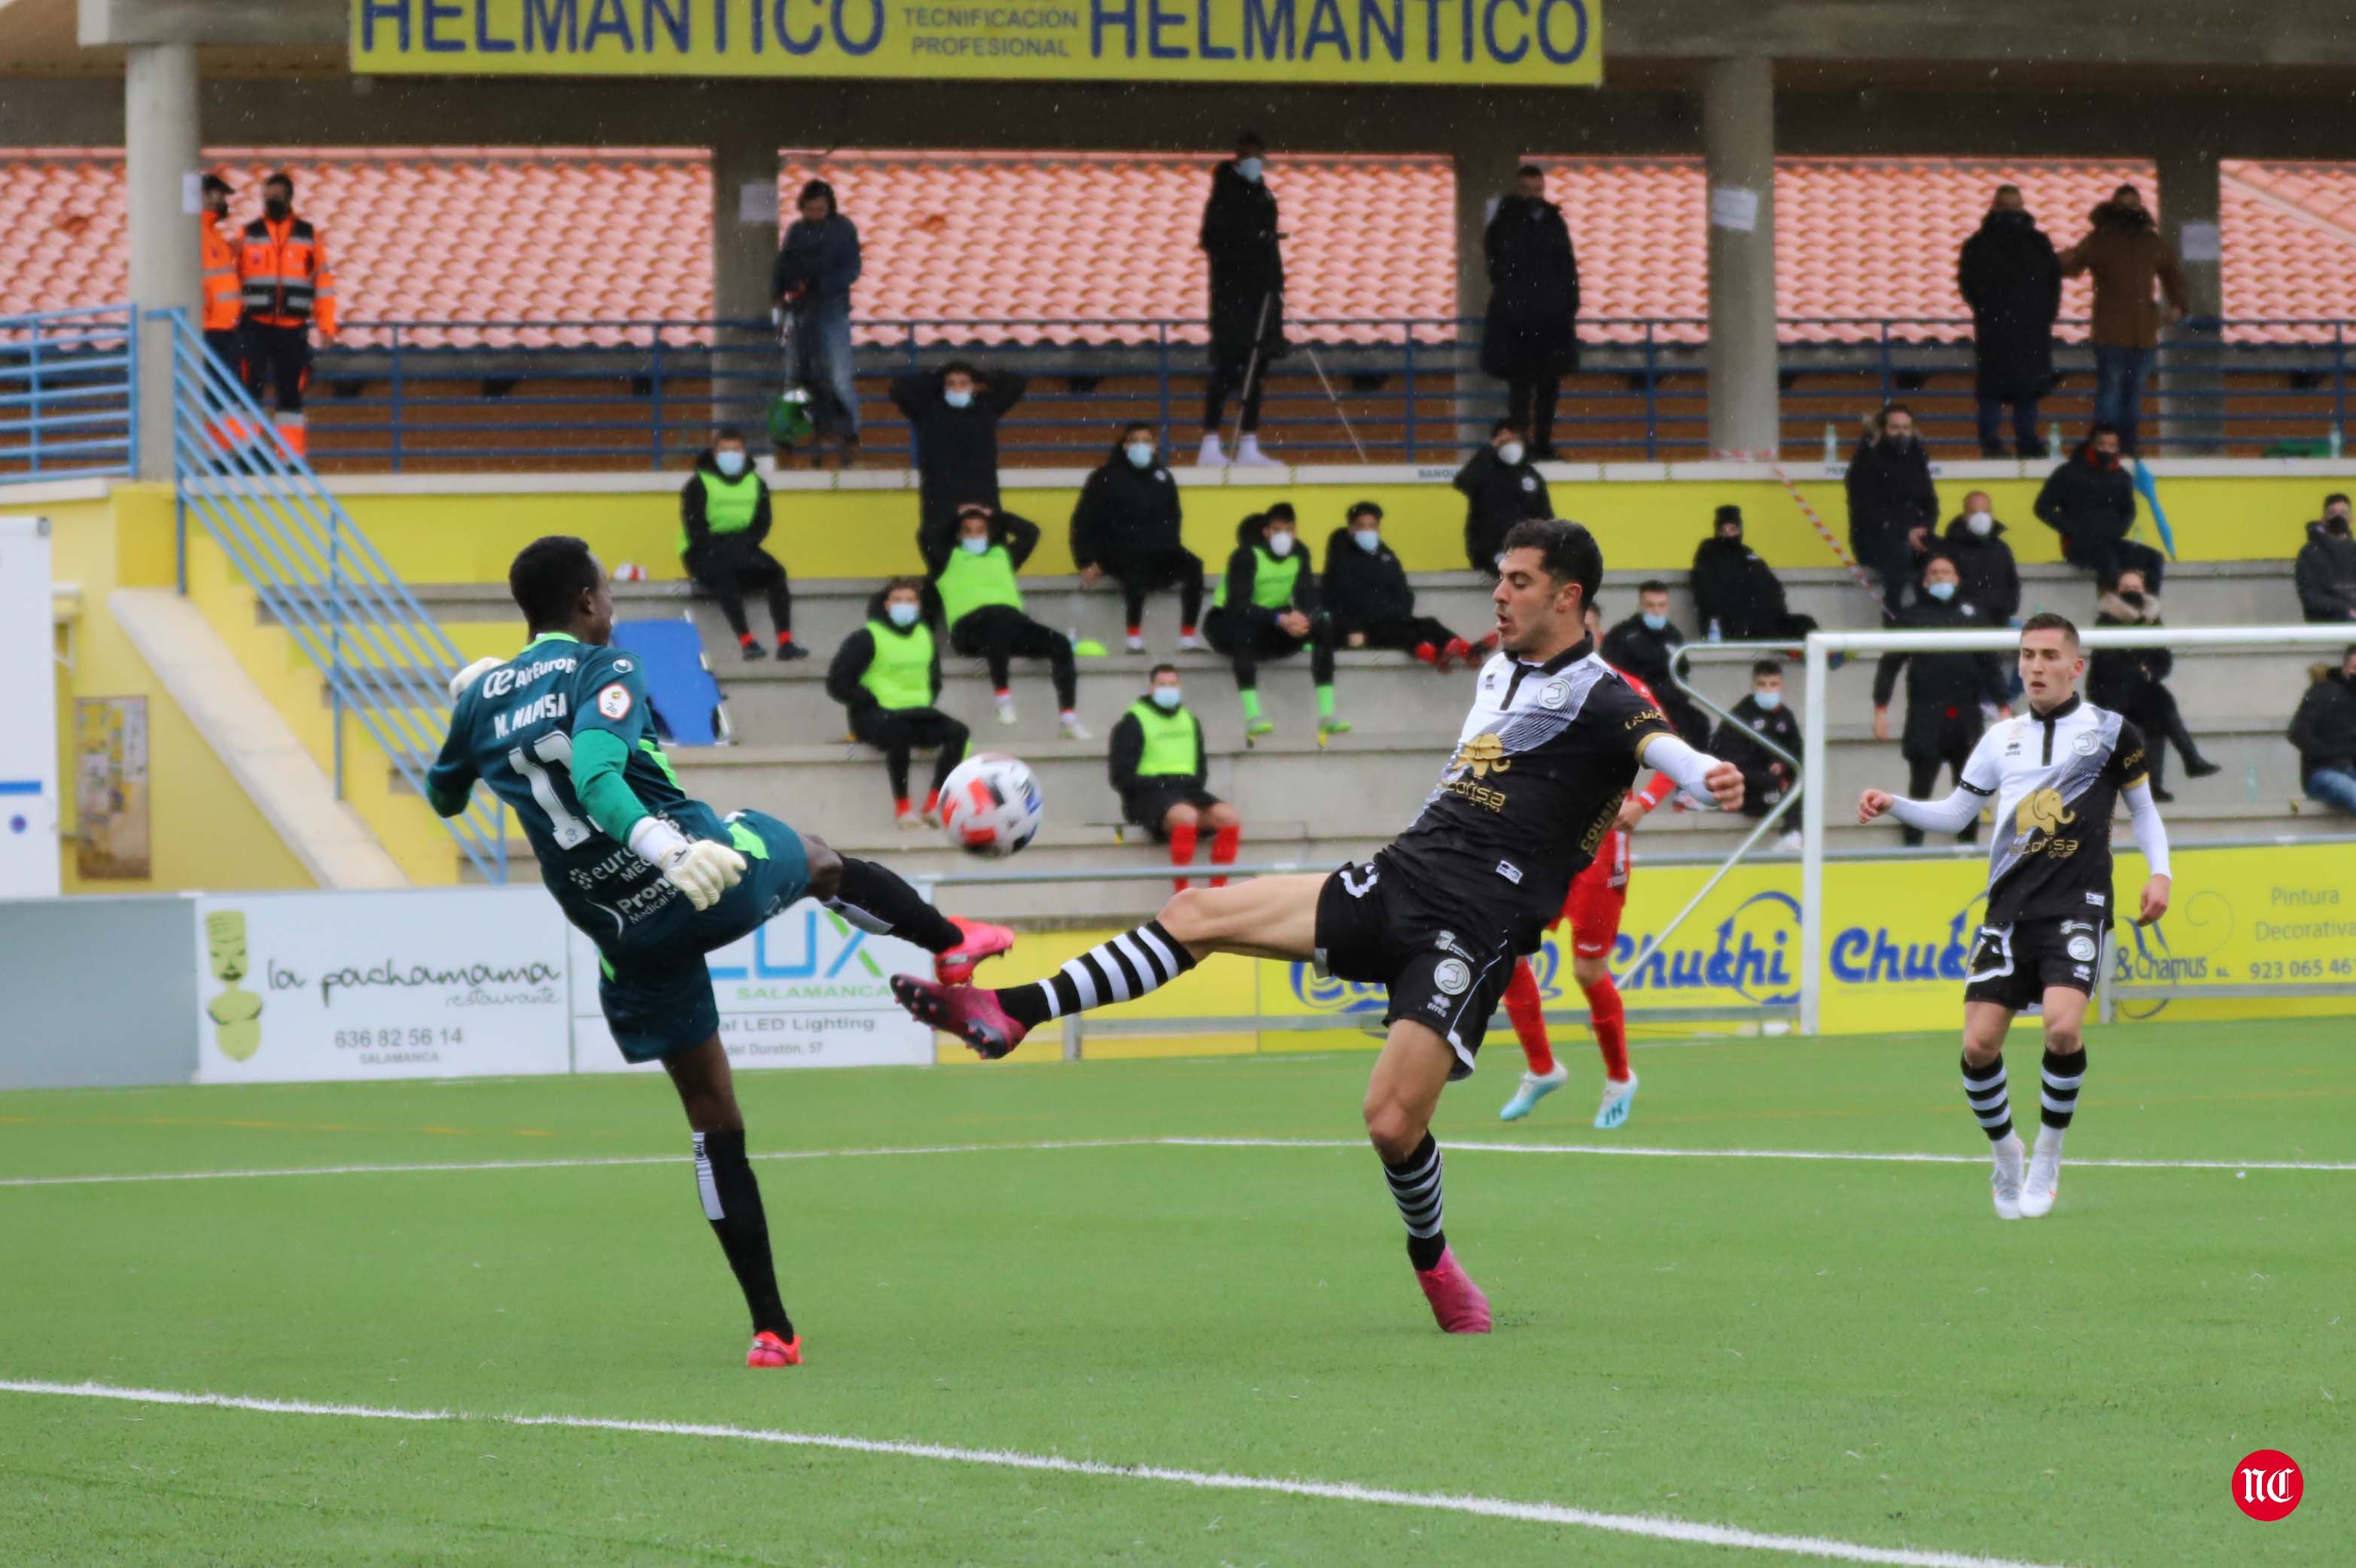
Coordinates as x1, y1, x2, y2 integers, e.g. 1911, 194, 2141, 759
2233, 1451, 2303, 1521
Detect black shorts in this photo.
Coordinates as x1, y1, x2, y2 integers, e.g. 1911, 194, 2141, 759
1313, 851, 1517, 1079
1962, 916, 2105, 1012
1122, 785, 1223, 839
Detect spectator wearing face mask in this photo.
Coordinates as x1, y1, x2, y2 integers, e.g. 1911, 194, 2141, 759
1204, 504, 1345, 743
931, 505, 1087, 739
1109, 663, 1241, 891
2289, 644, 2356, 816
826, 577, 969, 827
2295, 493, 2356, 623
2035, 422, 2165, 592
1198, 130, 1286, 468
679, 426, 802, 661
2090, 568, 2218, 802
1958, 184, 2060, 458
893, 359, 1027, 570
1320, 501, 1481, 671
1688, 504, 1818, 644
1939, 490, 2022, 625
1602, 581, 1710, 750
1872, 554, 2011, 845
1071, 422, 1206, 653
1711, 661, 1803, 844
1845, 403, 1940, 622
1454, 419, 1553, 575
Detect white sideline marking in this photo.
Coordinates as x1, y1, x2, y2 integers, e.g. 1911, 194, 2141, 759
0, 1378, 2081, 1568
3, 1134, 2351, 1189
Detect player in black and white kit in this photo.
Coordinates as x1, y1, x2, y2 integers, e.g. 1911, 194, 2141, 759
892, 519, 1743, 1332
1860, 612, 2172, 1220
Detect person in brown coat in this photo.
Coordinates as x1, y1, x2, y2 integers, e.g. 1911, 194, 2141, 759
2058, 184, 2187, 455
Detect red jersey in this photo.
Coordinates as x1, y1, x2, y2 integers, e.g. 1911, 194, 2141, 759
1569, 667, 1676, 897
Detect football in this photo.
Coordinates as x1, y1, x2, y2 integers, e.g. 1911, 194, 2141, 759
938, 752, 1044, 857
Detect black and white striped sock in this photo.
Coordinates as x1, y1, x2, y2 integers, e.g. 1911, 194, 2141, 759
996, 919, 1198, 1030
1383, 1133, 1448, 1272
1962, 1055, 2013, 1143
2040, 1047, 2087, 1133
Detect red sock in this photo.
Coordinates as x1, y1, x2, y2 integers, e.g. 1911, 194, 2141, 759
922, 789, 940, 817
1208, 821, 1240, 888
893, 796, 913, 820
1180, 624, 1197, 638
1412, 641, 1438, 665
1169, 821, 1199, 891
1583, 971, 1630, 1081
777, 631, 793, 647
1502, 961, 1554, 1075
1126, 624, 1143, 639
739, 632, 757, 648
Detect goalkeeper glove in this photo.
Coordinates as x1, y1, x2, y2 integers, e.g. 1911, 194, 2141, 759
449, 656, 504, 703
628, 817, 746, 912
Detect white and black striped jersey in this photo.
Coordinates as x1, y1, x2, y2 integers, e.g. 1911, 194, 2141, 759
1956, 695, 2150, 926
1384, 636, 1676, 940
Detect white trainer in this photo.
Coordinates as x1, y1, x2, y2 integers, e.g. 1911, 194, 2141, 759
1059, 714, 1092, 741
1177, 632, 1207, 653
2020, 1136, 2062, 1218
1593, 1070, 1639, 1130
1989, 1132, 2027, 1220
1498, 1063, 1569, 1122
994, 697, 1018, 726
1195, 431, 1228, 467
1234, 433, 1282, 467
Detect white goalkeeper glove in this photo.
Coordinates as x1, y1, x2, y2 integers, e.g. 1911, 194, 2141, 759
449, 656, 504, 703
628, 817, 746, 912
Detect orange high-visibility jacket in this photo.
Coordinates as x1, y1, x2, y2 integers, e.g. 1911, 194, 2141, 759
199, 216, 241, 332
236, 214, 336, 336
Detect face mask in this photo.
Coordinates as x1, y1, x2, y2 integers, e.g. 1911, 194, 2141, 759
886, 601, 919, 629
1641, 612, 1667, 632
1718, 529, 1742, 544
960, 536, 990, 556
1754, 690, 1783, 712
714, 450, 747, 478
1237, 157, 1264, 183
1925, 580, 1957, 601
1497, 441, 1526, 467
2329, 515, 2351, 536
944, 388, 974, 410
1126, 443, 1155, 469
1353, 528, 1381, 554
1886, 430, 1914, 447
1966, 510, 1994, 536
1151, 686, 1183, 711
264, 196, 290, 221
2118, 589, 2146, 609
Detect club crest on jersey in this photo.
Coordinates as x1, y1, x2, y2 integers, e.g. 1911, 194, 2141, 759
2071, 730, 2104, 757
1451, 733, 1513, 779
1432, 958, 1472, 996
2067, 933, 2099, 962
2016, 787, 2075, 836
1539, 679, 1571, 709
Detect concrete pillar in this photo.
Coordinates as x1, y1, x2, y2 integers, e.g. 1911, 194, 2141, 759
710, 133, 780, 434
2156, 142, 2225, 455
1703, 56, 1779, 461
125, 43, 200, 480
1451, 125, 1527, 457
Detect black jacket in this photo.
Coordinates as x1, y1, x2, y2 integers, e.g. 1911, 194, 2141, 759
1939, 516, 2022, 623
2290, 668, 2356, 777
1958, 208, 2062, 403
1214, 515, 1319, 631
1845, 434, 1939, 554
678, 448, 773, 556
825, 586, 945, 715
923, 507, 1042, 588
1199, 161, 1286, 366
2034, 443, 2137, 548
2295, 520, 2356, 622
1479, 194, 1579, 382
2089, 592, 2172, 712
1320, 528, 1417, 635
1688, 534, 1792, 641
1070, 440, 1185, 569
1107, 702, 1208, 798
1601, 614, 1689, 702
1454, 447, 1554, 573
1710, 694, 1800, 803
1872, 598, 2009, 754
770, 212, 863, 309
890, 367, 1027, 545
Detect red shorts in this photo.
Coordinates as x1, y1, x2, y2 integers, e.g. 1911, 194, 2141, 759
1561, 877, 1627, 958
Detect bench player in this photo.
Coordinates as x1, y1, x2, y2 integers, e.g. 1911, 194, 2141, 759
1859, 611, 2171, 1219
428, 535, 1014, 1368
893, 519, 1743, 1332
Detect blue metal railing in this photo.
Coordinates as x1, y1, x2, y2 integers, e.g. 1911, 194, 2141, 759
166, 309, 508, 881
0, 305, 136, 480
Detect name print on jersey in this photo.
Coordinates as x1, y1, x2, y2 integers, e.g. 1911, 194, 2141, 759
493, 690, 568, 740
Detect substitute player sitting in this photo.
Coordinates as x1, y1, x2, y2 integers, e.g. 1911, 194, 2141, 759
1858, 611, 2170, 1221
429, 537, 1014, 1369
895, 519, 1742, 1333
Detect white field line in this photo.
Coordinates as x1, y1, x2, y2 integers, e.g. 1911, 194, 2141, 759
3, 1135, 2352, 1190
0, 1378, 2085, 1568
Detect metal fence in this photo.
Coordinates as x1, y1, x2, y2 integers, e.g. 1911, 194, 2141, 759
0, 306, 136, 480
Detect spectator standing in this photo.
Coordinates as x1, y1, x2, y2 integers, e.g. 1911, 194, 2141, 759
2035, 424, 2166, 590
1070, 421, 1206, 653
771, 178, 864, 467
1204, 505, 1345, 743
1957, 184, 2061, 458
678, 427, 803, 661
1602, 581, 1710, 750
1844, 403, 1939, 622
2089, 568, 2218, 801
1108, 664, 1242, 891
893, 360, 1027, 570
1940, 491, 2023, 624
198, 173, 242, 371
234, 171, 336, 457
1711, 660, 1803, 846
1688, 504, 1819, 643
1454, 419, 1553, 574
1320, 501, 1479, 670
1197, 131, 1286, 468
2295, 494, 2356, 623
930, 506, 1087, 738
1871, 554, 2011, 845
2289, 644, 2356, 815
2059, 184, 2188, 455
1480, 163, 1580, 460
826, 577, 969, 828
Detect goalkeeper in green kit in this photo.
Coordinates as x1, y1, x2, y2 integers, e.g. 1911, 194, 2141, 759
428, 535, 1015, 1369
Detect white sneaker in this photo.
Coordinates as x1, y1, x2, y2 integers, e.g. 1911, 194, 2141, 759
1177, 632, 1207, 653
1989, 1132, 2027, 1220
2020, 1135, 2062, 1218
1776, 830, 1804, 852
1234, 433, 1281, 467
994, 696, 1018, 726
1125, 634, 1147, 653
1059, 713, 1092, 741
1593, 1070, 1639, 1130
1196, 431, 1227, 467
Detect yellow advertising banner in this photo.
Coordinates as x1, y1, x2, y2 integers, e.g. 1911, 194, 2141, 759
351, 0, 1601, 83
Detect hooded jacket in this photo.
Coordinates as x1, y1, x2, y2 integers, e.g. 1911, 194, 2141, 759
1600, 613, 1688, 702
1709, 693, 1801, 806
1844, 426, 1939, 554
771, 187, 863, 310
1940, 513, 2022, 623
1454, 446, 1554, 573
2294, 519, 2356, 623
1957, 207, 2061, 401
1320, 526, 1417, 635
1199, 160, 1286, 365
2034, 442, 2137, 548
2059, 199, 2189, 351
1070, 437, 1185, 569
2290, 665, 2356, 778
678, 447, 773, 557
826, 584, 944, 715
2090, 590, 2172, 711
893, 367, 1028, 558
1688, 530, 1793, 641
1872, 596, 2010, 753
1479, 193, 1579, 382
1211, 513, 1318, 629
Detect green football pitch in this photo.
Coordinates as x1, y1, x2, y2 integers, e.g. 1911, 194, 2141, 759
1, 1017, 2345, 1567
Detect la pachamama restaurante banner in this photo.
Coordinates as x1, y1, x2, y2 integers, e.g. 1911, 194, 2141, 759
350, 0, 1601, 84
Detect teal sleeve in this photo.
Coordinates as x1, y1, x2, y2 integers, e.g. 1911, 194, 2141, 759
571, 727, 651, 844
424, 708, 477, 819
